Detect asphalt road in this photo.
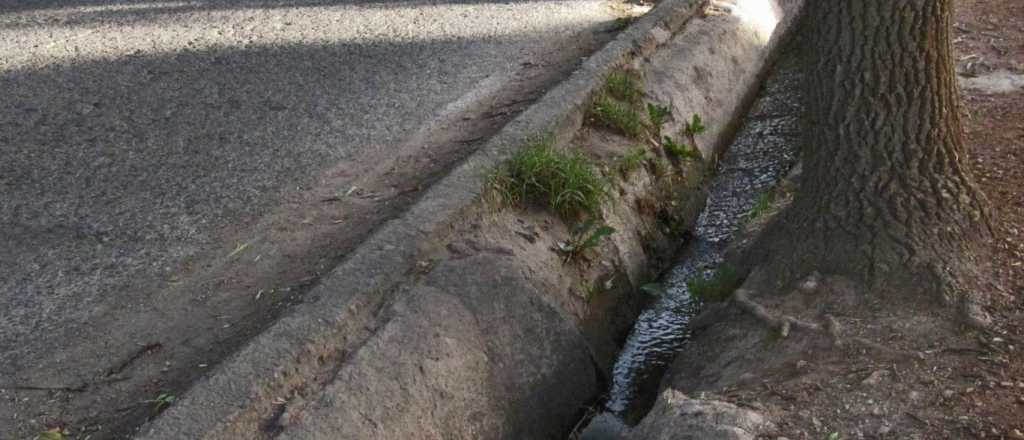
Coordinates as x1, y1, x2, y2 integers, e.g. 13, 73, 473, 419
0, 0, 629, 434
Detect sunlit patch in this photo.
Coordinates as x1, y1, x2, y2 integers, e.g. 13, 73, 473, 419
47, 1, 199, 14
710, 0, 781, 43
0, 0, 617, 71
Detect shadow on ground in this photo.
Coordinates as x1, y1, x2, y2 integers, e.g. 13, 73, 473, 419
0, 0, 624, 437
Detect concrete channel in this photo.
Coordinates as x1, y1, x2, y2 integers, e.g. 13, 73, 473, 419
133, 0, 807, 438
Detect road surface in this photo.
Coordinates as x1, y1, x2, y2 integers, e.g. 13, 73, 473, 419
0, 0, 637, 436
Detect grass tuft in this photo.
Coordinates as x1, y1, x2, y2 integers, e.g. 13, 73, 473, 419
686, 266, 741, 302
615, 147, 649, 178
592, 94, 645, 138
488, 139, 609, 218
604, 70, 643, 104
589, 70, 646, 138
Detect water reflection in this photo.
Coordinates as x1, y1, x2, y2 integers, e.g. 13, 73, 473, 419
604, 51, 804, 421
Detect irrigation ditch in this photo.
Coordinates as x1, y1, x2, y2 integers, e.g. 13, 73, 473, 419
578, 37, 805, 439
139, 0, 807, 438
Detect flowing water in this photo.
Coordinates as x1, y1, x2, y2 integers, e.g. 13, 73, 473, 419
603, 50, 805, 422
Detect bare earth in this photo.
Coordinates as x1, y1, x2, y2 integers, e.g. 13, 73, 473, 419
656, 1, 1024, 439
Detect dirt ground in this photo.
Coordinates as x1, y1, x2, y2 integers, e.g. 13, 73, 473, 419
659, 1, 1024, 439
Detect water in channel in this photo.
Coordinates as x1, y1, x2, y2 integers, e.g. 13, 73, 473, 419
604, 49, 805, 422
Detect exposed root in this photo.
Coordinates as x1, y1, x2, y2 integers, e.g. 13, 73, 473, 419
731, 288, 917, 359
732, 289, 827, 338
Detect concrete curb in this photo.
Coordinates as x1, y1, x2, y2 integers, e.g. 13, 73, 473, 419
139, 1, 704, 437
139, 0, 805, 436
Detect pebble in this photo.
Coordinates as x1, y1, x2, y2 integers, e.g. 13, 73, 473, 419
1010, 429, 1024, 440
1001, 381, 1015, 388
862, 370, 886, 386
943, 389, 955, 399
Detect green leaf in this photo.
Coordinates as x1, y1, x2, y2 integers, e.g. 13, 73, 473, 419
687, 113, 706, 134
582, 226, 616, 249
646, 103, 671, 130
826, 432, 841, 440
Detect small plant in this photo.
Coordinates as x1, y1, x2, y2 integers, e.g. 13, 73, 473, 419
646, 103, 672, 135
663, 135, 701, 160
686, 266, 741, 302
684, 113, 706, 136
592, 94, 644, 138
148, 392, 176, 413
615, 147, 648, 178
37, 429, 66, 440
557, 219, 616, 262
604, 70, 643, 104
672, 113, 708, 160
746, 192, 774, 222
488, 139, 609, 218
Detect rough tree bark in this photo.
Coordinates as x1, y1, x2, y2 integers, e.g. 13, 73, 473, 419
756, 0, 992, 312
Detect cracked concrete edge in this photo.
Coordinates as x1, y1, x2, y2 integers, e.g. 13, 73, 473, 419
137, 1, 706, 438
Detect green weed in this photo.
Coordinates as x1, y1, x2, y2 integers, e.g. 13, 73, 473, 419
615, 147, 648, 178
604, 70, 643, 104
646, 103, 671, 135
144, 392, 176, 414
684, 113, 706, 136
589, 70, 646, 138
686, 266, 741, 302
488, 139, 609, 218
36, 430, 66, 440
592, 94, 644, 138
663, 135, 701, 160
557, 219, 616, 262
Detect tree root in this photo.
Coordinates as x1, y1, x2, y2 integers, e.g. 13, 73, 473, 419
731, 288, 917, 359
732, 289, 834, 340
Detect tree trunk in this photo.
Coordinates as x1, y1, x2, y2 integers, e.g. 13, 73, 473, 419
759, 0, 991, 304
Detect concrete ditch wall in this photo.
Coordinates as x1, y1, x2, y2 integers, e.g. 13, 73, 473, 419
138, 0, 804, 438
